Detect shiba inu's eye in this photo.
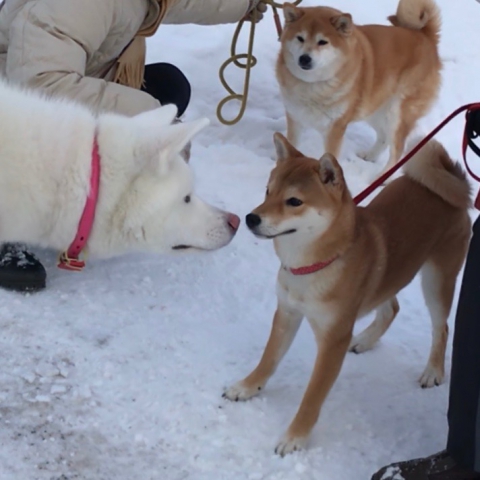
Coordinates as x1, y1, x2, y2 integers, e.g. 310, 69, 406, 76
184, 195, 191, 203
318, 39, 328, 46
296, 35, 304, 43
286, 197, 303, 207
266, 188, 270, 196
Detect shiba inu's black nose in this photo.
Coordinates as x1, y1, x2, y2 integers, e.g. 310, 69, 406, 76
246, 213, 261, 229
298, 54, 313, 70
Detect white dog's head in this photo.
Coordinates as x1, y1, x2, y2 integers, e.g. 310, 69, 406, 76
280, 3, 355, 83
98, 105, 240, 257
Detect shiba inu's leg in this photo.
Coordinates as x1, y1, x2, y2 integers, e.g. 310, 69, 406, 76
223, 302, 303, 401
381, 97, 421, 174
419, 261, 458, 388
275, 318, 353, 456
357, 122, 388, 163
383, 125, 409, 174
324, 118, 348, 158
286, 113, 302, 148
349, 297, 400, 353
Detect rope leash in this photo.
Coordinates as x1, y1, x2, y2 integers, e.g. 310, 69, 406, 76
353, 103, 480, 210
216, 0, 302, 126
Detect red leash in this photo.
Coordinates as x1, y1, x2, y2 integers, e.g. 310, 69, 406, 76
353, 103, 480, 210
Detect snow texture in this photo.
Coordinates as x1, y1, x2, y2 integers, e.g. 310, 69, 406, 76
1, 0, 479, 479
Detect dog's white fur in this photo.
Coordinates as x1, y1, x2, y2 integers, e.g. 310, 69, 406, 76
0, 80, 238, 258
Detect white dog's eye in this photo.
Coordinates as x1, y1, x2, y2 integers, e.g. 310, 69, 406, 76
296, 35, 304, 43
318, 39, 328, 46
184, 195, 191, 203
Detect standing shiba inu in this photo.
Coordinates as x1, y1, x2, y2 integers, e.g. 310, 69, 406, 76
0, 80, 240, 261
224, 133, 471, 456
276, 0, 442, 174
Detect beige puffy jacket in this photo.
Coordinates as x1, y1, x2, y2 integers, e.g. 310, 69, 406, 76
0, 0, 251, 115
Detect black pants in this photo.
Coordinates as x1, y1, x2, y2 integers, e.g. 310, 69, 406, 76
447, 215, 480, 471
141, 63, 191, 118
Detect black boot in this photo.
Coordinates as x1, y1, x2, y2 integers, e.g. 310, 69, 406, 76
0, 243, 46, 292
372, 451, 480, 480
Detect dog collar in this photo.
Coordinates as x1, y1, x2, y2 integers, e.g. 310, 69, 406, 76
288, 256, 338, 275
58, 133, 100, 272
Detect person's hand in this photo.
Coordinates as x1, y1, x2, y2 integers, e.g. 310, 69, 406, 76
244, 0, 268, 22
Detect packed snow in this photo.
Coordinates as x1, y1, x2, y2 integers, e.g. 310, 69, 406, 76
1, 0, 479, 479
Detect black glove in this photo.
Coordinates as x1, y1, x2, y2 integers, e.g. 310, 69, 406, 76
465, 108, 480, 158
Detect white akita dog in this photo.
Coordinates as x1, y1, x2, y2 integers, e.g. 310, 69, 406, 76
0, 80, 240, 266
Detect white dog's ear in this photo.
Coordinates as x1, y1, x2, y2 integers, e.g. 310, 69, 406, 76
283, 3, 304, 23
133, 104, 178, 130
135, 116, 209, 175
132, 105, 179, 164
157, 117, 209, 170
273, 132, 302, 163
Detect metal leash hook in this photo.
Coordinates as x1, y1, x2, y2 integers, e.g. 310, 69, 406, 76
216, 0, 302, 126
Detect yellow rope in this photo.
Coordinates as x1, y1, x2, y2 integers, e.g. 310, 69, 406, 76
216, 0, 302, 126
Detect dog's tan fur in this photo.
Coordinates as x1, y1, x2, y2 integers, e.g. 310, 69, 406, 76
276, 0, 442, 173
224, 135, 471, 455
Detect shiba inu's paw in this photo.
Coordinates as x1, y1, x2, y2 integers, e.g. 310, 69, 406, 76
349, 334, 375, 354
275, 434, 308, 457
222, 381, 262, 402
419, 365, 445, 388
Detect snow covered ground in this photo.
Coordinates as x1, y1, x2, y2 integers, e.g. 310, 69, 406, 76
1, 1, 480, 479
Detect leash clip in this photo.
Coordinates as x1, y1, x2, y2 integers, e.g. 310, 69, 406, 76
57, 251, 86, 272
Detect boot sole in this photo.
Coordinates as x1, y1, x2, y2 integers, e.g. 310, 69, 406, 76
0, 275, 46, 293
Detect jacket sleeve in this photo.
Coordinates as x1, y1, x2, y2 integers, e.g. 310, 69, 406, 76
6, 0, 160, 116
163, 0, 252, 25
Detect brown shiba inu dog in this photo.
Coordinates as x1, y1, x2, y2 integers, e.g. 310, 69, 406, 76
224, 134, 471, 456
276, 0, 442, 174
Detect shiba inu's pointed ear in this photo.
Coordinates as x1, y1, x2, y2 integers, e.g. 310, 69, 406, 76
330, 13, 353, 36
283, 3, 304, 24
273, 132, 302, 162
319, 153, 344, 186
387, 14, 400, 27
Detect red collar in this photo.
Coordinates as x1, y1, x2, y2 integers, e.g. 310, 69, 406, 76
58, 134, 101, 272
288, 256, 338, 275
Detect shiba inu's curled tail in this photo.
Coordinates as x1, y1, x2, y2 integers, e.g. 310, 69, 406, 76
388, 0, 441, 45
403, 139, 472, 210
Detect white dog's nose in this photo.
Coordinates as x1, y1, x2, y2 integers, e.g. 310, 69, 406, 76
227, 213, 241, 232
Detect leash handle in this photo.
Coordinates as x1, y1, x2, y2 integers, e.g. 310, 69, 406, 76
353, 103, 480, 208
216, 0, 303, 126
216, 14, 257, 126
